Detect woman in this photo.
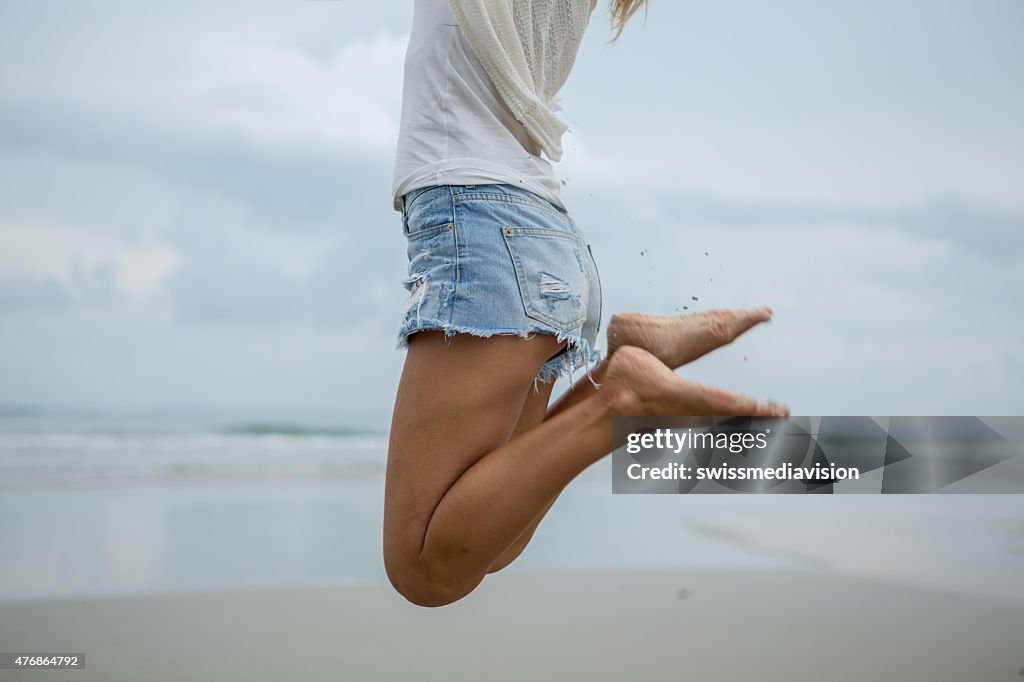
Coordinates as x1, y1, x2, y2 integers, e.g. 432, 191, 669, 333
384, 0, 788, 607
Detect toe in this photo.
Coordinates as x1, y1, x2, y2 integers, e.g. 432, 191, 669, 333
722, 307, 773, 342
694, 382, 788, 417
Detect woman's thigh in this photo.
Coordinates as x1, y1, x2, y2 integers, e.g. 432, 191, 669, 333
384, 330, 562, 557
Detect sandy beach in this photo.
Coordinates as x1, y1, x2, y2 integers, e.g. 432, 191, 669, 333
3, 569, 1023, 682
2, 417, 1022, 681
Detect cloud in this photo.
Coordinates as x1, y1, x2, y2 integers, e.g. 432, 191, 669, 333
1, 0, 1022, 419
0, 24, 407, 229
0, 275, 70, 312
565, 0, 1024, 208
1, 28, 407, 152
0, 221, 181, 306
566, 187, 1024, 269
164, 224, 406, 329
557, 129, 621, 185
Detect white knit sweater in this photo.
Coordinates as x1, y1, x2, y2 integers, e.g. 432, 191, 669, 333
447, 0, 597, 162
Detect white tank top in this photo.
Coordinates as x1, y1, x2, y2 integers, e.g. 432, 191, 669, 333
391, 0, 565, 212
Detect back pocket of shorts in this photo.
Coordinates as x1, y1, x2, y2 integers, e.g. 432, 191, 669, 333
502, 226, 588, 332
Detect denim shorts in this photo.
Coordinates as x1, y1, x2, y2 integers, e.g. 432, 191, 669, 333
397, 184, 603, 384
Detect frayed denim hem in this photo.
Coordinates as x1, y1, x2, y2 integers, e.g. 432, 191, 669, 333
396, 319, 602, 389
536, 342, 603, 390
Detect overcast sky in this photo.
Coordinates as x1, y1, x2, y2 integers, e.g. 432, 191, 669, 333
1, 1, 1022, 428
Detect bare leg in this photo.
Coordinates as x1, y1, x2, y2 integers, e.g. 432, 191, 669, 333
484, 378, 557, 574
486, 307, 773, 573
384, 330, 786, 607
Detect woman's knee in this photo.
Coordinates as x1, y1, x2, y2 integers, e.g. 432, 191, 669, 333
383, 548, 482, 608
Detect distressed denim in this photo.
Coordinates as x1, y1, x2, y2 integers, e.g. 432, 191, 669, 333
397, 184, 603, 384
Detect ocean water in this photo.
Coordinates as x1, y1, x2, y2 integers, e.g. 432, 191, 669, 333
1, 410, 1022, 603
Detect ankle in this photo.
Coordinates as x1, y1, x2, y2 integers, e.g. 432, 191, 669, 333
599, 345, 657, 416
596, 380, 641, 417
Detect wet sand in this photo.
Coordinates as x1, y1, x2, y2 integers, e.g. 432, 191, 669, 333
2, 569, 1023, 682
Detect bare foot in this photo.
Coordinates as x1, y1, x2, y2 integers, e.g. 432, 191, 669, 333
607, 308, 772, 370
601, 345, 789, 418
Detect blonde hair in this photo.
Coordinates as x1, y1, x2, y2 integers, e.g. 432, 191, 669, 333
609, 0, 648, 41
